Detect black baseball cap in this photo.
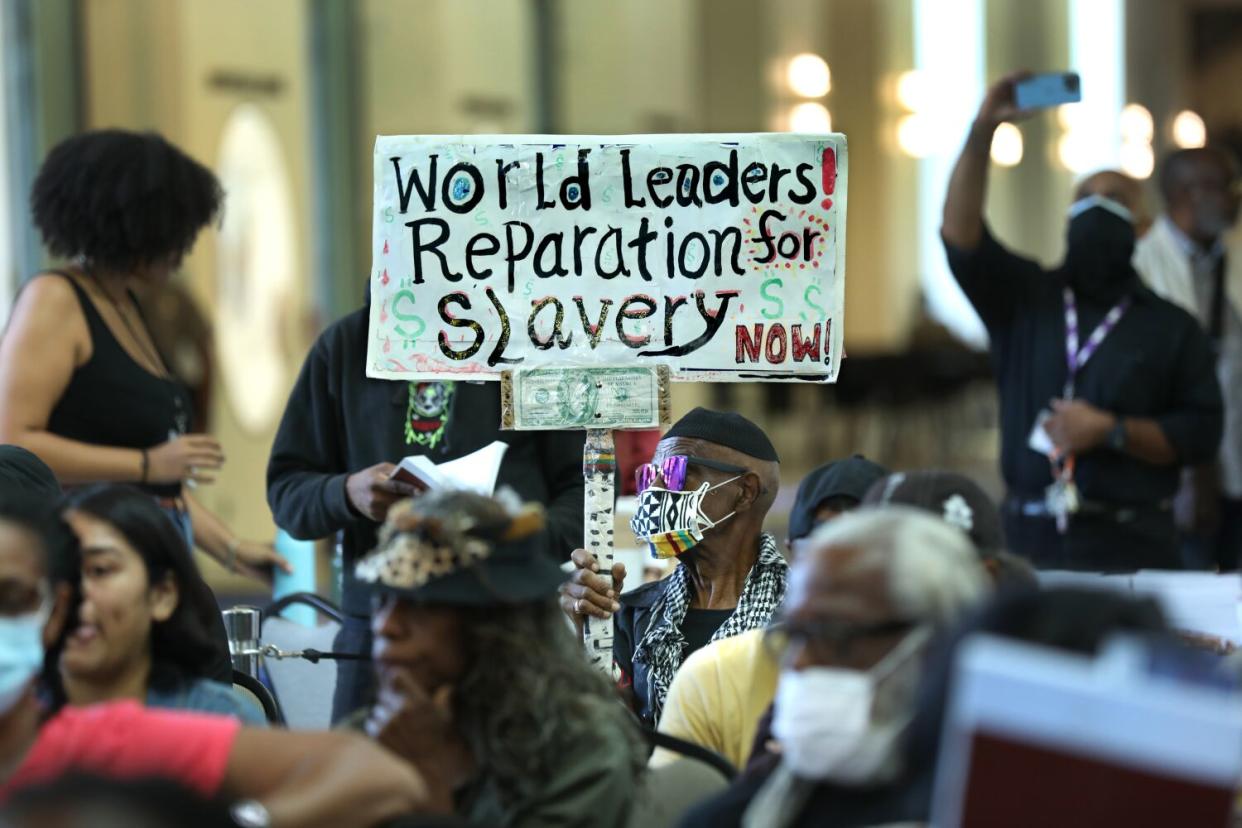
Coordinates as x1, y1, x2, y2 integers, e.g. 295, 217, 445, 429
663, 407, 779, 462
863, 470, 1005, 557
788, 455, 889, 541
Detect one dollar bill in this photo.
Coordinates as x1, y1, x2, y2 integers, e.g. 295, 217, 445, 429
501, 366, 670, 430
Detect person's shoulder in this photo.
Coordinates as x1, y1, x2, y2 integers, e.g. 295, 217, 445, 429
677, 629, 773, 696
620, 577, 669, 609
673, 634, 732, 689
1133, 284, 1203, 329
311, 305, 370, 353
554, 699, 644, 795
37, 700, 163, 745
45, 700, 241, 748
944, 223, 1038, 267
684, 627, 765, 668
722, 627, 769, 659
176, 678, 266, 722
12, 272, 87, 324
22, 271, 82, 303
1133, 224, 1163, 260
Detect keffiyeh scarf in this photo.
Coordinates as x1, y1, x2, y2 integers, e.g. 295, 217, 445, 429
633, 532, 787, 724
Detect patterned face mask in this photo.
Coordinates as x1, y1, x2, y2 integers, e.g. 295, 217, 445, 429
629, 478, 739, 559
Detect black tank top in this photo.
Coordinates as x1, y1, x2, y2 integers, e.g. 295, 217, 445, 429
45, 272, 192, 498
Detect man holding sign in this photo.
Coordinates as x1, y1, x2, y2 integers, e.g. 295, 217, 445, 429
364, 133, 846, 383
290, 130, 845, 719
561, 408, 787, 728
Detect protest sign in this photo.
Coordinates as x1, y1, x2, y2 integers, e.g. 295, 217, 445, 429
366, 133, 847, 382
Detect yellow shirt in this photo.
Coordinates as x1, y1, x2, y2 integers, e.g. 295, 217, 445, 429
649, 628, 780, 771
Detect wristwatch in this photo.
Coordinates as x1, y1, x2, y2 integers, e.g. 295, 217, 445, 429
230, 800, 271, 828
1107, 418, 1127, 452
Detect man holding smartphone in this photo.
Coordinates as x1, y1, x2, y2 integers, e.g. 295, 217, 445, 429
941, 72, 1223, 571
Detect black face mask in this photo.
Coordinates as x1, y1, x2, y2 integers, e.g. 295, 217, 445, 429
1061, 197, 1138, 305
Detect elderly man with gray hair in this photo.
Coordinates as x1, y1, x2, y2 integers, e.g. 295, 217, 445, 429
679, 507, 990, 828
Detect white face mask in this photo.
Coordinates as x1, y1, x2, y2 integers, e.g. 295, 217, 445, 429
0, 596, 50, 715
771, 626, 930, 784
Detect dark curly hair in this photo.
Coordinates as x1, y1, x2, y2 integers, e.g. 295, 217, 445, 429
30, 130, 222, 273
455, 599, 647, 810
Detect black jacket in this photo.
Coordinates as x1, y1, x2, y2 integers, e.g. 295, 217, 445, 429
266, 306, 585, 615
614, 575, 735, 728
613, 577, 667, 727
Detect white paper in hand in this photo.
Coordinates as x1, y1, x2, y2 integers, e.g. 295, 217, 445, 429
392, 441, 509, 495
390, 456, 445, 490
1027, 409, 1054, 456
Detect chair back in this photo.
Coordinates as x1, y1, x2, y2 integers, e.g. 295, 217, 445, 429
627, 758, 730, 828
261, 593, 343, 730
232, 669, 284, 726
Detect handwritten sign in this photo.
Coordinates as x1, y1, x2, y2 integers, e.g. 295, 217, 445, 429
367, 133, 848, 382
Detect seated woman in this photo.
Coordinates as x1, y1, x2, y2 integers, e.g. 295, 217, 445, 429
54, 484, 263, 724
356, 489, 646, 827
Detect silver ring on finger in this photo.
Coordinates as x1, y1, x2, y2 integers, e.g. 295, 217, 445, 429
575, 598, 583, 614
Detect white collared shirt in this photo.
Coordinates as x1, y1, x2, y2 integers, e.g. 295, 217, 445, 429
1157, 217, 1242, 497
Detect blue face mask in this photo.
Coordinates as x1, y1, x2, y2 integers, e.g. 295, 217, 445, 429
0, 598, 50, 715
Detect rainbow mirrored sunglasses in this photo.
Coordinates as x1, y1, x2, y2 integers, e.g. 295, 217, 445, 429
635, 455, 749, 493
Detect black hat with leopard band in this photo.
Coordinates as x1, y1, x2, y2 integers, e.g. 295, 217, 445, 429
354, 489, 565, 606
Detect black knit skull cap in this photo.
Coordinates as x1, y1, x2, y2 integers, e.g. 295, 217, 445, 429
661, 407, 779, 463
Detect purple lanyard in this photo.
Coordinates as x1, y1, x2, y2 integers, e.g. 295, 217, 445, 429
1063, 288, 1130, 399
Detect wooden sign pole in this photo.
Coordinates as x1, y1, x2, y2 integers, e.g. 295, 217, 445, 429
581, 428, 617, 675
501, 365, 669, 676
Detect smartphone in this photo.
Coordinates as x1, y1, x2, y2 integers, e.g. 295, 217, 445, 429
1014, 72, 1081, 111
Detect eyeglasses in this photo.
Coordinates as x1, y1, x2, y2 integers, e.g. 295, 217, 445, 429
635, 455, 749, 493
764, 617, 915, 662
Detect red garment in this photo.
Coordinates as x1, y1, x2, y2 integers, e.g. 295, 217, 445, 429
615, 429, 662, 495
1, 701, 239, 801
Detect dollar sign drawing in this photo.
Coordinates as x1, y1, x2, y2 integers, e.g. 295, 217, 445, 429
804, 283, 826, 318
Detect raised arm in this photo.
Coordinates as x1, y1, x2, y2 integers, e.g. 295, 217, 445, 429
942, 72, 1031, 251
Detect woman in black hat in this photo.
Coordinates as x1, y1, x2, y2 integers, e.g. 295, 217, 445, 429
358, 489, 646, 827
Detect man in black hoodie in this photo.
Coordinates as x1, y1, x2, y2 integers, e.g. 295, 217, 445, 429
267, 296, 585, 721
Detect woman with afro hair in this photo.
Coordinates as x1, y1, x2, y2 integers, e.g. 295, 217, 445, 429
0, 129, 289, 582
